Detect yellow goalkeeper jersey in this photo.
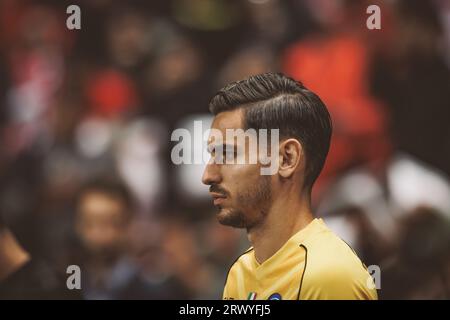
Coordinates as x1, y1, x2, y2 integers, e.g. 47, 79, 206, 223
223, 218, 378, 300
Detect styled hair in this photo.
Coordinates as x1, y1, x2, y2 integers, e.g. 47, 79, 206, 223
209, 72, 332, 188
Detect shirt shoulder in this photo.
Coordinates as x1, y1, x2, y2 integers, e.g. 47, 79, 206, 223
299, 225, 378, 300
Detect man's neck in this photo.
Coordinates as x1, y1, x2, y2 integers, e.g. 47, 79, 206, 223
0, 229, 30, 282
247, 191, 313, 264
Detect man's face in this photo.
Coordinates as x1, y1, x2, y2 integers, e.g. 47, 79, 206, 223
76, 192, 129, 257
202, 109, 272, 229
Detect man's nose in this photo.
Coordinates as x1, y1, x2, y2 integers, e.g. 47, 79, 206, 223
201, 162, 222, 186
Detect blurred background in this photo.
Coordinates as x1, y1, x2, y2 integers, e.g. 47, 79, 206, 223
0, 0, 449, 299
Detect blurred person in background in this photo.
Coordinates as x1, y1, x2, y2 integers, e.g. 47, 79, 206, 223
73, 177, 164, 299
370, 0, 450, 178
381, 207, 450, 299
159, 218, 215, 299
198, 216, 246, 298
283, 0, 392, 199
330, 206, 392, 268
126, 215, 197, 299
0, 212, 79, 299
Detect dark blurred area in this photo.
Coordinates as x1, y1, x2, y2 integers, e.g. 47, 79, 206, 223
0, 0, 449, 299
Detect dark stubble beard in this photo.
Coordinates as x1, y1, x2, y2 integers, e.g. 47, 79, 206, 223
217, 175, 272, 229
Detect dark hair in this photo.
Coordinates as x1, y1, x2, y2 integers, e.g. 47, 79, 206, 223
209, 72, 332, 188
75, 176, 135, 219
399, 207, 450, 269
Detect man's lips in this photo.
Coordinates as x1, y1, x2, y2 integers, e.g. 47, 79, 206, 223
210, 192, 227, 205
214, 198, 225, 205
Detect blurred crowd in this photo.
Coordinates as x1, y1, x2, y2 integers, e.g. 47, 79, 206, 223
0, 0, 449, 299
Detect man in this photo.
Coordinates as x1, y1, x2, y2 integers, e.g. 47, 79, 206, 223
202, 72, 377, 300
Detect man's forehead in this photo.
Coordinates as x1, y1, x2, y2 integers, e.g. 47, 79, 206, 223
208, 110, 244, 145
211, 109, 244, 132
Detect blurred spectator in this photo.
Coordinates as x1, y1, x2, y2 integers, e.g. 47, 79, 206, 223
283, 0, 392, 199
217, 43, 277, 87
370, 0, 450, 178
0, 212, 79, 299
198, 216, 247, 298
105, 5, 153, 71
72, 177, 166, 299
143, 35, 211, 127
343, 207, 392, 267
3, 2, 71, 159
159, 218, 214, 298
85, 69, 138, 119
381, 207, 450, 299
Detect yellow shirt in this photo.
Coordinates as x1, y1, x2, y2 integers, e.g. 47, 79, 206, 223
223, 218, 378, 300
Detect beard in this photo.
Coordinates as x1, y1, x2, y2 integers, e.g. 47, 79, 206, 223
216, 176, 271, 229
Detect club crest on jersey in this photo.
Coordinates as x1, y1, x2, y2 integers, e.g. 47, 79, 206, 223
268, 293, 282, 300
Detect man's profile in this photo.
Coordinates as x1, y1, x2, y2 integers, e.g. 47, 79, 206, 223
202, 72, 377, 300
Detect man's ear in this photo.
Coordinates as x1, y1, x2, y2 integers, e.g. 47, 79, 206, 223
278, 139, 303, 179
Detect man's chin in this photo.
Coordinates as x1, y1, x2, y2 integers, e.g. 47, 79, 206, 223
216, 207, 246, 228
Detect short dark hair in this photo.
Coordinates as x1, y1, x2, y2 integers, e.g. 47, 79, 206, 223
75, 176, 135, 220
209, 72, 332, 188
